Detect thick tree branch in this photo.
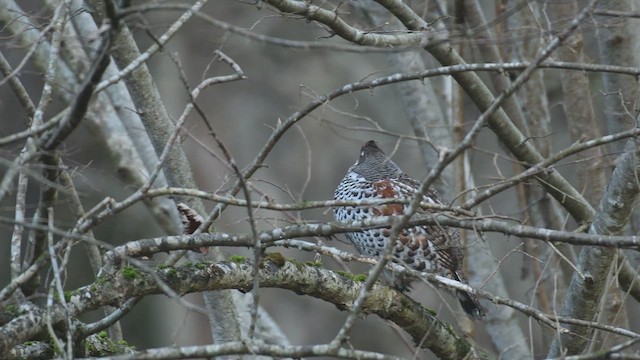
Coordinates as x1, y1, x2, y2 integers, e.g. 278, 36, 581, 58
104, 342, 406, 360
548, 138, 640, 356
0, 260, 478, 359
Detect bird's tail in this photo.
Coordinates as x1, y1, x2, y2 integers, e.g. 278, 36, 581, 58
454, 271, 484, 319
456, 290, 484, 319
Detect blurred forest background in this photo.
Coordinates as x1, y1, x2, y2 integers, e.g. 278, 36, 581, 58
1, 0, 640, 359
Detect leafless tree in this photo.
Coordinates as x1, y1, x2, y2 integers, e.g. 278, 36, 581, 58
1, 0, 640, 359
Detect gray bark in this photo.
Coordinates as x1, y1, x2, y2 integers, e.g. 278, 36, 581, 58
547, 139, 640, 357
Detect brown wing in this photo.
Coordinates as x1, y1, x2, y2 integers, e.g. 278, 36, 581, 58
392, 176, 464, 275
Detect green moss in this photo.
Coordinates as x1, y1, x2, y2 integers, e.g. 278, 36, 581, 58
288, 258, 305, 270
305, 260, 322, 267
194, 262, 207, 270
5, 304, 16, 314
52, 289, 73, 303
454, 336, 471, 357
86, 331, 132, 356
336, 271, 367, 282
164, 267, 178, 278
87, 331, 135, 356
117, 339, 132, 348
86, 340, 97, 354
229, 255, 247, 264
262, 253, 286, 267
444, 321, 459, 338
422, 305, 438, 317
49, 335, 62, 355
90, 275, 109, 294
122, 266, 138, 280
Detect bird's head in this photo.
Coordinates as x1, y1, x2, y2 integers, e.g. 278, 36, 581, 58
350, 140, 403, 181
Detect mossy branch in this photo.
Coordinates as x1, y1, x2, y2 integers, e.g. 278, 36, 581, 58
0, 259, 477, 359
